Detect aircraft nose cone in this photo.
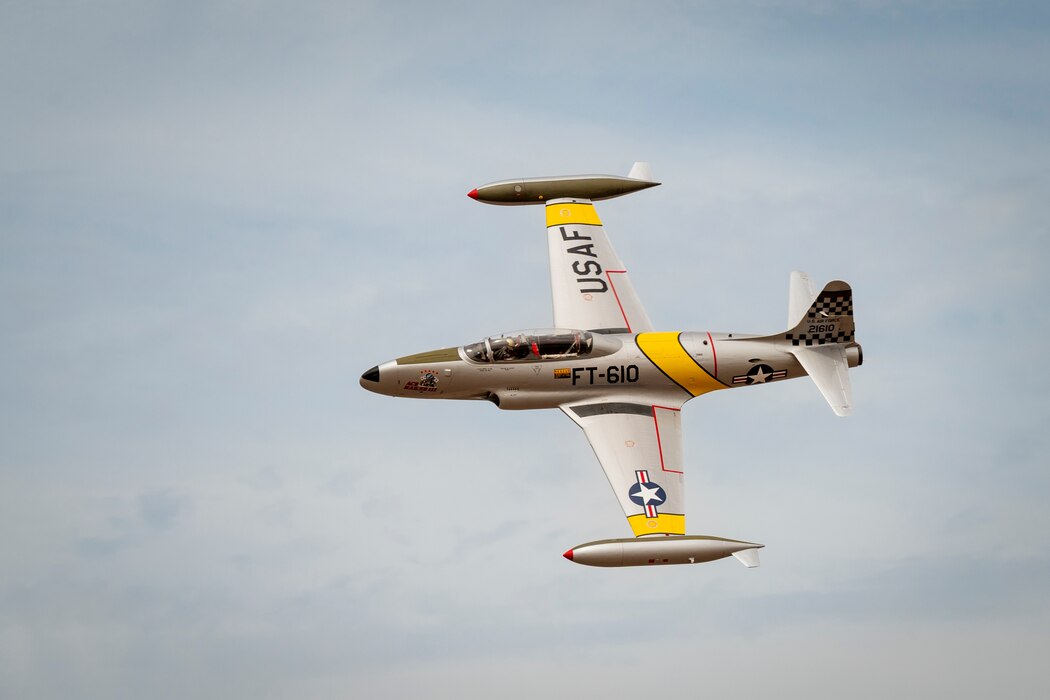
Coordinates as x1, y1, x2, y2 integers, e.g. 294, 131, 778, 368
361, 366, 380, 383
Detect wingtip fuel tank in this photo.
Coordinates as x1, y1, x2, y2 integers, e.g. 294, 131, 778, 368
563, 535, 764, 568
468, 162, 660, 205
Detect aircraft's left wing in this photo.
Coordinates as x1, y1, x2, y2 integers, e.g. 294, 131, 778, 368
561, 399, 686, 536
546, 199, 654, 334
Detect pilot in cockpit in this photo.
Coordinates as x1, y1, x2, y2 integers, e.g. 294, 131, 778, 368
491, 335, 534, 361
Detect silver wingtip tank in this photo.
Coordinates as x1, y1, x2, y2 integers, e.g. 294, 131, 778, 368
468, 162, 660, 205
563, 535, 764, 568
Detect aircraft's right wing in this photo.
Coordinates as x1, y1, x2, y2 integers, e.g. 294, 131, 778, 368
545, 198, 654, 334
561, 398, 686, 536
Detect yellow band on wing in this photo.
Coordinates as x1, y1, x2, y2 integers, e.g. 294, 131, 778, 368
636, 332, 726, 398
545, 201, 602, 228
628, 513, 686, 536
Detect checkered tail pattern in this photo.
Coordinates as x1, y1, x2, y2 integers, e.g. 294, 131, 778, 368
784, 281, 855, 347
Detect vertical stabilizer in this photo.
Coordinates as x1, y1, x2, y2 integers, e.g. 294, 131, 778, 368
786, 280, 856, 416
785, 280, 854, 346
753, 279, 858, 416
787, 270, 816, 328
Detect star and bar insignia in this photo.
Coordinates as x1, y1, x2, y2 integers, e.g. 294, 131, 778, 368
732, 363, 787, 385
628, 469, 667, 518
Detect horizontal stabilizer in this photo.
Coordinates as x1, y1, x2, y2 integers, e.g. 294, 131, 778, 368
790, 344, 853, 416
732, 548, 762, 568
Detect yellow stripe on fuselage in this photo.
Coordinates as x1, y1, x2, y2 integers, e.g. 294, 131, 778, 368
627, 513, 686, 536
636, 332, 727, 398
545, 201, 602, 228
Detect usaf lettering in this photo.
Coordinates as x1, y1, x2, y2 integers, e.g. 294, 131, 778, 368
560, 227, 606, 294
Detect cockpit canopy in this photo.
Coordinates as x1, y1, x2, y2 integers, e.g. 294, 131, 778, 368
463, 329, 621, 364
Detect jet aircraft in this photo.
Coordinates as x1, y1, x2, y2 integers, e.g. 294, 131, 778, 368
361, 163, 862, 568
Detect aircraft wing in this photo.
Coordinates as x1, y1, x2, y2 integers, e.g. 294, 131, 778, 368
561, 399, 686, 536
545, 199, 654, 333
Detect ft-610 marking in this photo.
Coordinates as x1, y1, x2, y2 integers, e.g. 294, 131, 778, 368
566, 365, 640, 385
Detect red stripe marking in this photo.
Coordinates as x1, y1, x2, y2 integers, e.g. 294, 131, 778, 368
606, 270, 631, 332
652, 404, 684, 474
706, 331, 718, 378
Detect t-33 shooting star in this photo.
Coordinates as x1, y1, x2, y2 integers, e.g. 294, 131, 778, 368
361, 163, 862, 568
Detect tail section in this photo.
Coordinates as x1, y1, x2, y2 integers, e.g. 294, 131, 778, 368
754, 276, 861, 417
791, 344, 854, 416
787, 270, 816, 328
787, 279, 859, 417
785, 280, 855, 348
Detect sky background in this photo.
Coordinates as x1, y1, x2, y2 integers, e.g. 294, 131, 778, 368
2, 1, 1049, 698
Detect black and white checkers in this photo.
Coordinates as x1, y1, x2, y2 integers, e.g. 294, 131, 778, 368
807, 288, 853, 321
786, 287, 855, 346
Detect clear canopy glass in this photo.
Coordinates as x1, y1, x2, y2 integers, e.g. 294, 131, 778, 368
463, 329, 621, 363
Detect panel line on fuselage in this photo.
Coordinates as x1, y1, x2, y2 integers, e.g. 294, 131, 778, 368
568, 402, 653, 418
635, 332, 728, 398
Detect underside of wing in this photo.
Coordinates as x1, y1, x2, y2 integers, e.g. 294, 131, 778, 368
546, 198, 654, 334
561, 398, 685, 536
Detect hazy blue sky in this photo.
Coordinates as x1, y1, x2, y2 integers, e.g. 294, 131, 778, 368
2, 2, 1048, 698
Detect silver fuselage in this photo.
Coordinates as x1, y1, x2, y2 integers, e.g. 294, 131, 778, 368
360, 329, 837, 409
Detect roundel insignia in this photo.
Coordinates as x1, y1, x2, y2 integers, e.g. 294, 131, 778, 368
628, 472, 667, 507
628, 481, 666, 506
732, 363, 788, 386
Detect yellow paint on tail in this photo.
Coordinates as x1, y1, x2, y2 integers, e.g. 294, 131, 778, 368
636, 332, 726, 398
545, 201, 602, 228
627, 513, 686, 536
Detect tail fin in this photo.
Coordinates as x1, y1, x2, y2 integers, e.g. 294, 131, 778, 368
785, 280, 855, 347
787, 280, 856, 416
787, 270, 816, 328
754, 278, 859, 417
